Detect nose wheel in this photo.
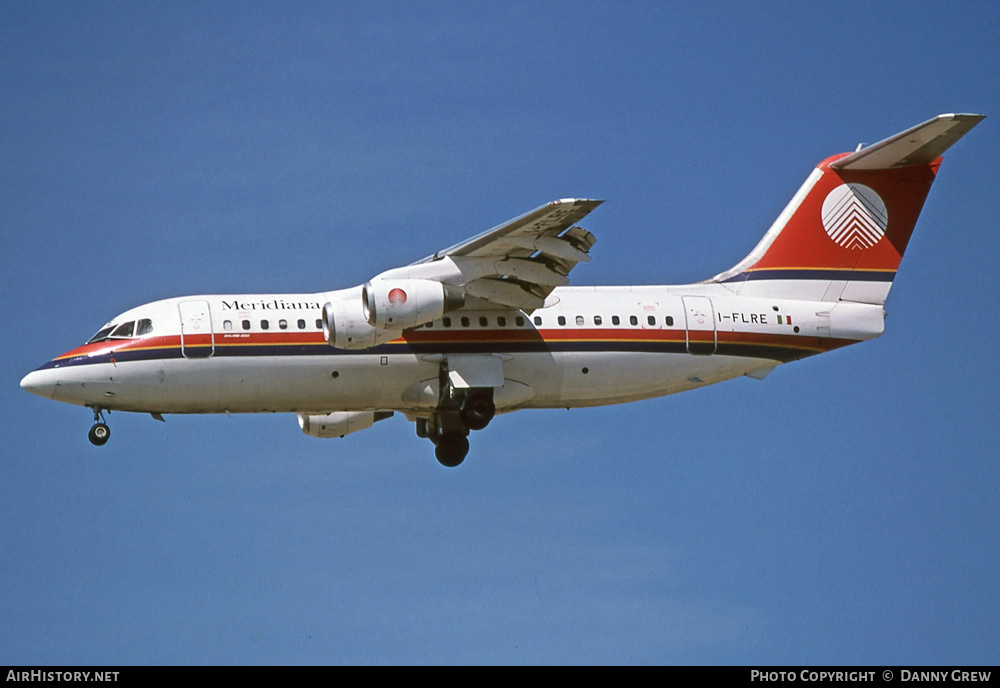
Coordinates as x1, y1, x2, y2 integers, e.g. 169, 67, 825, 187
88, 423, 111, 446
87, 407, 110, 446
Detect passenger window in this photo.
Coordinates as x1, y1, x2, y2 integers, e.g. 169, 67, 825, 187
461, 317, 470, 328
261, 320, 269, 330
533, 316, 542, 326
424, 321, 434, 328
558, 316, 566, 326
647, 315, 656, 326
575, 315, 584, 326
479, 316, 488, 327
278, 319, 288, 330
594, 316, 602, 326
515, 316, 524, 327
297, 319, 306, 329
223, 320, 233, 331
497, 316, 507, 327
665, 316, 674, 326
242, 320, 251, 331
111, 321, 135, 338
630, 315, 638, 326
612, 315, 620, 326
315, 319, 323, 329
137, 319, 154, 336
443, 317, 452, 328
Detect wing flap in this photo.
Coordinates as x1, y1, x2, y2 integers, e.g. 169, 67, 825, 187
465, 278, 546, 310
493, 258, 570, 286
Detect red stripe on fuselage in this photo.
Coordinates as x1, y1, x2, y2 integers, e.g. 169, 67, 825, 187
51, 327, 849, 364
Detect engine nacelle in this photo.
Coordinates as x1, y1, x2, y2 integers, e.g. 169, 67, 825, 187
298, 411, 393, 438
322, 288, 401, 350
363, 278, 464, 330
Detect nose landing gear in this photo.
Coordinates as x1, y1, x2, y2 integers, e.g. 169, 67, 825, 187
88, 423, 110, 446
87, 407, 110, 446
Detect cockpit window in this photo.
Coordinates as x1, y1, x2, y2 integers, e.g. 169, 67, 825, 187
111, 321, 135, 338
87, 325, 115, 344
86, 318, 154, 344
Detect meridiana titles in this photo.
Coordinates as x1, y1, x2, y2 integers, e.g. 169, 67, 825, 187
220, 299, 322, 311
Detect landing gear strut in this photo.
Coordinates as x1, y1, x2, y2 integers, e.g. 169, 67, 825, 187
88, 407, 110, 446
416, 359, 499, 467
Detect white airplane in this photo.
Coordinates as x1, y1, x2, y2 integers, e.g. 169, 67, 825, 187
21, 114, 983, 466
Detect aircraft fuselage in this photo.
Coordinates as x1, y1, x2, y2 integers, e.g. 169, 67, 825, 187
21, 284, 882, 416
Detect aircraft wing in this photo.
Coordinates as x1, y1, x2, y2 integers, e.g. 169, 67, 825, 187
415, 198, 602, 264
375, 198, 602, 311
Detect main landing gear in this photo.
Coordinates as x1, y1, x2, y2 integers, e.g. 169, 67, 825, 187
434, 432, 470, 468
418, 387, 497, 468
88, 407, 110, 446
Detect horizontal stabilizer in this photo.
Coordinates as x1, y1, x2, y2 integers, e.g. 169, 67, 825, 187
830, 113, 985, 171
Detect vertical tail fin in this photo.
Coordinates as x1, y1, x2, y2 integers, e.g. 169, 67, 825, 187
713, 114, 984, 304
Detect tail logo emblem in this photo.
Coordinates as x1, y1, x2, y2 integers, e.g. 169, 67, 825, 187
820, 183, 888, 250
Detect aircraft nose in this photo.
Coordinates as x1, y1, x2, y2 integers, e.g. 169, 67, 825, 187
20, 368, 57, 399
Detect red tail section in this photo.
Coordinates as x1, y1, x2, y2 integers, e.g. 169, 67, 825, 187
714, 114, 983, 304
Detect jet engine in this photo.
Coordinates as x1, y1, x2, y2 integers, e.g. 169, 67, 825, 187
298, 411, 393, 438
363, 278, 464, 330
322, 287, 401, 349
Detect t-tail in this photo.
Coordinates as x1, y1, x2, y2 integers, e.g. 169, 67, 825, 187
712, 113, 984, 304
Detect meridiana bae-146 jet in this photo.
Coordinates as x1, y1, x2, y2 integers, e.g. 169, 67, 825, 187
20, 114, 983, 466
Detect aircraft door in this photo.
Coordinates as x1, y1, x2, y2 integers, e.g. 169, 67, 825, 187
683, 296, 716, 355
178, 300, 215, 358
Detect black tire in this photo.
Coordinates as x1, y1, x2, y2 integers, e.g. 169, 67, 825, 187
88, 422, 110, 446
460, 397, 495, 431
435, 433, 469, 468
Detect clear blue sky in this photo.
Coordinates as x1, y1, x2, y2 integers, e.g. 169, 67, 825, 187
3, 2, 998, 665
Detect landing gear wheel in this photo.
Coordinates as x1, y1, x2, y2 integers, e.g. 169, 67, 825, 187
460, 397, 496, 431
88, 422, 110, 446
435, 433, 469, 468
